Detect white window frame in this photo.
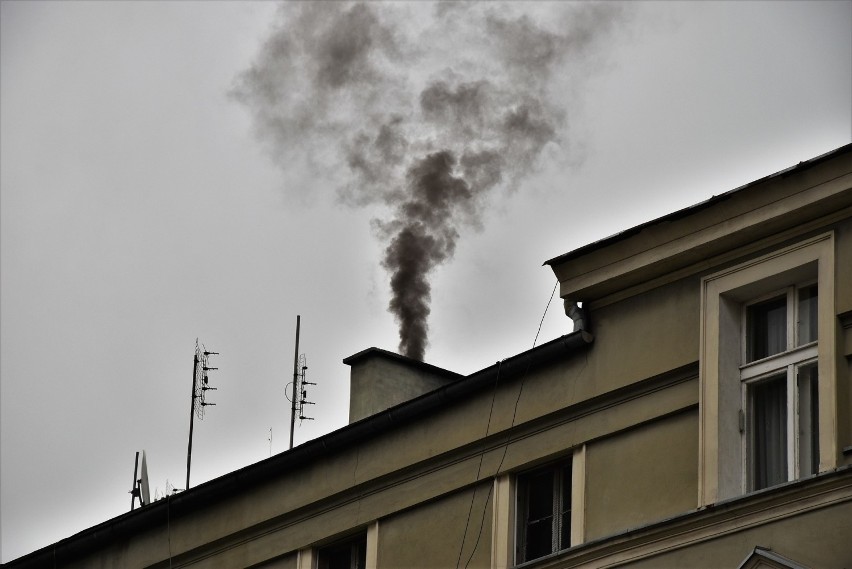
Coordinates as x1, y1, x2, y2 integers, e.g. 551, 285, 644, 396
740, 282, 820, 491
699, 233, 836, 506
491, 446, 586, 568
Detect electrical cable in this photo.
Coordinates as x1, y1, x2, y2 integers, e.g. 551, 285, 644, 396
168, 492, 173, 569
454, 359, 503, 569
455, 278, 560, 569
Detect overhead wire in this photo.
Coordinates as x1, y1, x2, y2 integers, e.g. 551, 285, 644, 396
455, 278, 560, 569
168, 492, 173, 569
455, 358, 503, 569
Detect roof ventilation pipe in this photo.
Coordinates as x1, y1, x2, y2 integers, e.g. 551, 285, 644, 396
565, 300, 590, 333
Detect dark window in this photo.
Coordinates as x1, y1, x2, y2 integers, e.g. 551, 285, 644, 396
797, 284, 818, 346
749, 374, 787, 490
317, 533, 366, 569
746, 295, 786, 362
516, 458, 572, 564
797, 362, 819, 476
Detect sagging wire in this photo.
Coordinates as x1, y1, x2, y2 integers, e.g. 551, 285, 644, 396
455, 278, 560, 569
168, 492, 173, 569
455, 359, 503, 569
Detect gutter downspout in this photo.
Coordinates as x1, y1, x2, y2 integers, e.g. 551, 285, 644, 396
565, 300, 591, 334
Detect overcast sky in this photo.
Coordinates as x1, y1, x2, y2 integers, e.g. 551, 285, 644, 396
1, 0, 850, 562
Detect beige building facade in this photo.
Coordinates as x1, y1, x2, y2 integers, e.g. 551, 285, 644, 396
9, 144, 852, 568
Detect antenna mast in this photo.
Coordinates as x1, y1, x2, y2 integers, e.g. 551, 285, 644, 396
186, 339, 218, 490
130, 451, 141, 510
288, 316, 316, 450
289, 316, 300, 450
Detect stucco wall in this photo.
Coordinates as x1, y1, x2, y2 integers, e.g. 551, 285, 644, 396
833, 217, 852, 461
584, 276, 701, 393
585, 410, 699, 541
377, 483, 492, 569
835, 217, 852, 315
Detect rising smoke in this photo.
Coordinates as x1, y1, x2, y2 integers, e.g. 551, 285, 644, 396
232, 2, 624, 361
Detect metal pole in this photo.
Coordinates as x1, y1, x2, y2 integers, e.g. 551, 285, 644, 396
131, 451, 140, 511
186, 348, 199, 490
289, 315, 300, 450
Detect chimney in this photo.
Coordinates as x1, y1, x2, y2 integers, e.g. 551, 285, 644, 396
343, 348, 462, 423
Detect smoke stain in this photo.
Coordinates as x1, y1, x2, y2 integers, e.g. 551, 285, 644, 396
232, 2, 626, 360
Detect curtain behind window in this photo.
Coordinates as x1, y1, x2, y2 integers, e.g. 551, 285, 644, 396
751, 376, 787, 490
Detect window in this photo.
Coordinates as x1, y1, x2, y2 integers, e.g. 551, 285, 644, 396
317, 533, 366, 569
742, 284, 819, 491
699, 233, 836, 505
516, 457, 572, 564
745, 284, 817, 363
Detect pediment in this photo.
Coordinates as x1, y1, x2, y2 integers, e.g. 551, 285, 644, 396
737, 546, 810, 569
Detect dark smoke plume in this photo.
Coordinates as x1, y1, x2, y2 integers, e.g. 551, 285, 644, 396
380, 151, 470, 359
232, 2, 624, 360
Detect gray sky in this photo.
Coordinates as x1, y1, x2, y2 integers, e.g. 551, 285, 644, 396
1, 0, 849, 562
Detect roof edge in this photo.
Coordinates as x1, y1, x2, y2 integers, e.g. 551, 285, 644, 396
544, 143, 852, 267
7, 330, 594, 567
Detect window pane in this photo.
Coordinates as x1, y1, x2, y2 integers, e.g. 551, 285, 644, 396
750, 375, 787, 490
518, 470, 554, 562
525, 517, 554, 561
526, 471, 554, 522
797, 363, 819, 476
355, 540, 366, 569
559, 464, 572, 550
747, 296, 787, 362
318, 535, 366, 569
324, 548, 351, 569
517, 458, 572, 563
797, 285, 818, 346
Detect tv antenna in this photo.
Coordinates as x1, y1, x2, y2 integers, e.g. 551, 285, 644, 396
288, 316, 316, 450
296, 353, 316, 423
129, 450, 150, 510
186, 339, 218, 490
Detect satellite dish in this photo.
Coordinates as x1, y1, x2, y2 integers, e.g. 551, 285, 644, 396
140, 450, 150, 506
130, 450, 152, 510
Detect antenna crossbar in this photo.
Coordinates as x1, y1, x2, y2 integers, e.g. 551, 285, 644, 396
288, 317, 318, 450
186, 340, 219, 490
